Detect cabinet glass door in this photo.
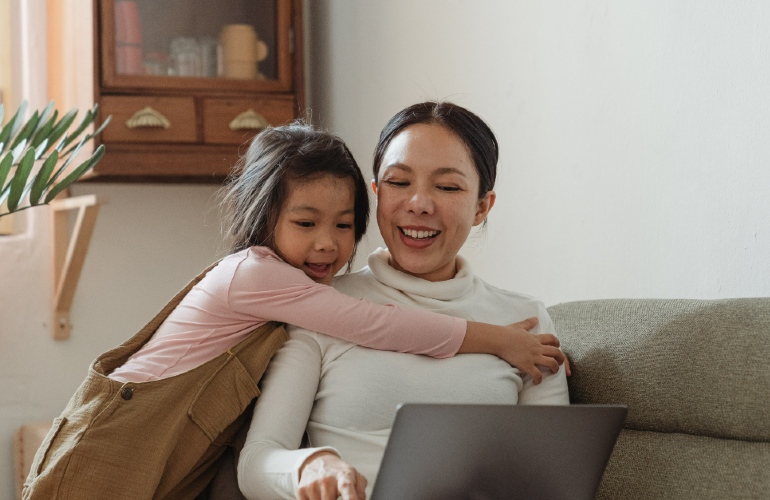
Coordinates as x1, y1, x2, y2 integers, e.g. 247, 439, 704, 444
102, 0, 293, 92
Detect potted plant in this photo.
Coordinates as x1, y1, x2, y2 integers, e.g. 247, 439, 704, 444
0, 100, 111, 218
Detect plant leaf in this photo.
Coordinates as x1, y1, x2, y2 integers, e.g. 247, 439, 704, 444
62, 115, 110, 157
46, 136, 85, 188
33, 101, 56, 136
59, 108, 93, 150
6, 148, 36, 212
29, 150, 59, 206
0, 100, 28, 154
45, 145, 105, 203
11, 139, 28, 164
9, 110, 40, 151
44, 108, 78, 154
30, 109, 59, 149
0, 151, 12, 192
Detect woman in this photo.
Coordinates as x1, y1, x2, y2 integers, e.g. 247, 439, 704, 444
237, 102, 569, 500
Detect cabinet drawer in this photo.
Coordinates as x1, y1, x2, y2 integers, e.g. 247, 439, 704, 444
203, 97, 296, 145
101, 96, 198, 143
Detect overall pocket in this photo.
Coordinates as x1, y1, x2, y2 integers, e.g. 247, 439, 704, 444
188, 355, 261, 444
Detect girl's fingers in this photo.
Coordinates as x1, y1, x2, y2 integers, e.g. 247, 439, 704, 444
540, 356, 560, 374
536, 333, 560, 347
511, 316, 539, 331
542, 345, 565, 364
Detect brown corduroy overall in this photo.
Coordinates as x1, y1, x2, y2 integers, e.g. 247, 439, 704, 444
22, 264, 288, 500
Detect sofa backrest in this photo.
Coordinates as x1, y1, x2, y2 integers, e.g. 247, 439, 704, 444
548, 298, 770, 499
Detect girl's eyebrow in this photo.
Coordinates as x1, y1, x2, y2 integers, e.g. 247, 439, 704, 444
289, 206, 355, 215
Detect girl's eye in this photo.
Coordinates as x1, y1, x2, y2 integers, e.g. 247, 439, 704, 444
384, 180, 409, 187
294, 221, 314, 228
337, 223, 353, 229
437, 185, 461, 192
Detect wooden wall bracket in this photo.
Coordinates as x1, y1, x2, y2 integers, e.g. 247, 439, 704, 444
50, 194, 99, 340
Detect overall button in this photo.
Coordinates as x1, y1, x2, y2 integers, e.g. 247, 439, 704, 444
121, 387, 134, 400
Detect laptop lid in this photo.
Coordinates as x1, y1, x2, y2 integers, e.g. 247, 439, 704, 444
371, 403, 627, 500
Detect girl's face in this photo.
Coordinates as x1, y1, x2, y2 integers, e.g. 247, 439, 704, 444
273, 174, 357, 285
374, 123, 495, 282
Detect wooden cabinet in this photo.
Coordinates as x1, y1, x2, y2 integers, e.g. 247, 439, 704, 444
85, 0, 303, 181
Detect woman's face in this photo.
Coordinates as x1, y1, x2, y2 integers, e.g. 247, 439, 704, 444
374, 123, 495, 282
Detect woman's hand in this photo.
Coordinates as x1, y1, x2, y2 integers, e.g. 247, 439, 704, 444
297, 451, 367, 500
462, 317, 571, 383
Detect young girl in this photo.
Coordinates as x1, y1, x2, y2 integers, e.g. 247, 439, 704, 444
24, 123, 565, 500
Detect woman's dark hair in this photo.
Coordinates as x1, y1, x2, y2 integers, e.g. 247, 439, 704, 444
220, 122, 369, 265
372, 101, 499, 199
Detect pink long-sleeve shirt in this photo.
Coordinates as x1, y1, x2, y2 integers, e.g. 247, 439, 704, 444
109, 247, 466, 383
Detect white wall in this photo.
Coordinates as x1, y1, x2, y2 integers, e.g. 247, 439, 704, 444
308, 0, 770, 305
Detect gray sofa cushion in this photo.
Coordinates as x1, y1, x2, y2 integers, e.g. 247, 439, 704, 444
548, 298, 770, 499
548, 298, 770, 441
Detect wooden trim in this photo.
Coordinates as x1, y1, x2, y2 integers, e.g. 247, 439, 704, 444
50, 195, 100, 340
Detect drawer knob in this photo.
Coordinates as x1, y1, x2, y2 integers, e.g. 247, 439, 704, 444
126, 107, 171, 129
229, 109, 270, 131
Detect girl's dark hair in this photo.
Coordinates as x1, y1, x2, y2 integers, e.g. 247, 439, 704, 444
372, 101, 499, 199
220, 122, 369, 264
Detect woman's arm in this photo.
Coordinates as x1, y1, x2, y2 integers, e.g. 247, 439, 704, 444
238, 330, 336, 499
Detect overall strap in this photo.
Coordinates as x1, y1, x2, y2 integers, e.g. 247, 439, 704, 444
93, 259, 224, 375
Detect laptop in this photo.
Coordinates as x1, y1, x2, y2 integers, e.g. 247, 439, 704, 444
371, 403, 627, 500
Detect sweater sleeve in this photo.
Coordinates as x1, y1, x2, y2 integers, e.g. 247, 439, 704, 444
238, 330, 337, 499
229, 249, 466, 358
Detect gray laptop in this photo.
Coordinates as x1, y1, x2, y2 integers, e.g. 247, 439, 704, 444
371, 404, 627, 500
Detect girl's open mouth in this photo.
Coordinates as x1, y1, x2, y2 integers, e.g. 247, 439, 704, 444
305, 263, 332, 279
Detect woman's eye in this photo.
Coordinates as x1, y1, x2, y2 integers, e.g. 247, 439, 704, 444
384, 180, 409, 187
437, 185, 461, 192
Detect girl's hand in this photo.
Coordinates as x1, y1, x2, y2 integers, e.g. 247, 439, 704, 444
462, 317, 570, 383
297, 451, 367, 500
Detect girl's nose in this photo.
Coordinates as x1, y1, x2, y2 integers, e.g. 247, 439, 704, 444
314, 229, 336, 251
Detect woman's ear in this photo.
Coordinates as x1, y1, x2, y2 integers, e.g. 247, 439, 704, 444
473, 190, 496, 226
371, 179, 378, 195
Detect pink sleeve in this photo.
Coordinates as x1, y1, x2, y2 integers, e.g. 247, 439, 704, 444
228, 252, 466, 358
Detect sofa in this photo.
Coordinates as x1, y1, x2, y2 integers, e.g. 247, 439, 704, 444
549, 298, 770, 499
15, 298, 770, 499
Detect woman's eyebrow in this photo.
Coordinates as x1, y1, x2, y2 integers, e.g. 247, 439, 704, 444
382, 163, 412, 173
433, 167, 468, 178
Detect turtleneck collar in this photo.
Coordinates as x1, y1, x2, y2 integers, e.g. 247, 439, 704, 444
367, 248, 476, 302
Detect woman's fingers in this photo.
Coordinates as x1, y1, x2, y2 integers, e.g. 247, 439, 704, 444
336, 469, 359, 500
354, 471, 368, 499
298, 453, 367, 500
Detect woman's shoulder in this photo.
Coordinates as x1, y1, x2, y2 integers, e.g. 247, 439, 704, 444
331, 266, 377, 299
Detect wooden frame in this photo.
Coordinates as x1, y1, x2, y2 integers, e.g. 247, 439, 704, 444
51, 195, 100, 340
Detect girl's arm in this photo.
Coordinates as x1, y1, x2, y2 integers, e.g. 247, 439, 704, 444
231, 251, 566, 375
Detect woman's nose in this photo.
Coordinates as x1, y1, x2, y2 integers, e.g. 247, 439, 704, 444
404, 189, 434, 214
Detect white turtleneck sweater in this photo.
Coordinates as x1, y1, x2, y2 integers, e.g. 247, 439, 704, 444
238, 249, 569, 499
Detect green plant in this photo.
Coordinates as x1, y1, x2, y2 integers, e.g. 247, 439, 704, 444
0, 100, 111, 218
